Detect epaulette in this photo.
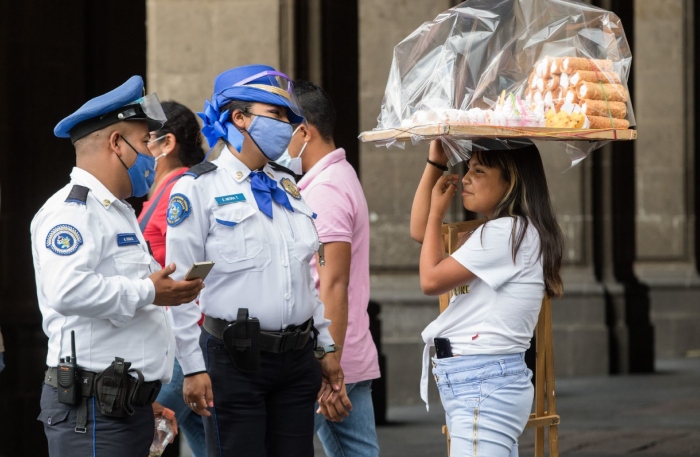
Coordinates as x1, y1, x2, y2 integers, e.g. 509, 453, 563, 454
184, 162, 218, 179
64, 185, 89, 205
268, 162, 299, 182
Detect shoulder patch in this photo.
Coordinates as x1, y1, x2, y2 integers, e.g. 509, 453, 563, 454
46, 224, 83, 256
167, 193, 192, 227
64, 185, 90, 205
280, 177, 301, 200
184, 162, 218, 179
269, 161, 297, 180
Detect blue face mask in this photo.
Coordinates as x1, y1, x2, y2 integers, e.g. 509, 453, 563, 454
118, 136, 156, 197
245, 115, 293, 161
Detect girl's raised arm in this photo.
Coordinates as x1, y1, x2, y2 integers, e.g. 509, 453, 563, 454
410, 140, 450, 243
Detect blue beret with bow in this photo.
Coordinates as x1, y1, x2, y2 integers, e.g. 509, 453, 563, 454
198, 64, 304, 150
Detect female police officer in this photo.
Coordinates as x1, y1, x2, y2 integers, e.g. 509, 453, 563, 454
166, 65, 350, 457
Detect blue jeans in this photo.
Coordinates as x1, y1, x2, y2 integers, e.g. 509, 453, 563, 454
314, 380, 380, 457
0, 352, 4, 374
433, 353, 533, 457
156, 359, 207, 457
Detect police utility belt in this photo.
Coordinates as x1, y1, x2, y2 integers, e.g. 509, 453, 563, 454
45, 358, 161, 433
203, 308, 315, 374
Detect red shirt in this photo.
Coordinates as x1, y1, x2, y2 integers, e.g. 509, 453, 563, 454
138, 168, 188, 267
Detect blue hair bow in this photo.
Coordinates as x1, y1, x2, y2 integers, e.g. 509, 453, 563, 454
197, 99, 243, 152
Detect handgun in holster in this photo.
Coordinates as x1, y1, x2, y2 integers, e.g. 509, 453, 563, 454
222, 308, 261, 374
94, 357, 143, 418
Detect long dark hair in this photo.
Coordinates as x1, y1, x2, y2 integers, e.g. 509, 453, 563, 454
156, 101, 205, 167
475, 145, 564, 298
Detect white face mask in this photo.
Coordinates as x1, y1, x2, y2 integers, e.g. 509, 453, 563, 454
153, 151, 168, 170
276, 126, 307, 175
149, 135, 168, 171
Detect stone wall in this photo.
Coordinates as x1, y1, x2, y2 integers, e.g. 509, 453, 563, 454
634, 0, 700, 357
146, 0, 284, 112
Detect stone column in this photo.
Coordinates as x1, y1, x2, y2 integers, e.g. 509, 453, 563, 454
634, 0, 700, 357
146, 0, 285, 112
539, 142, 609, 377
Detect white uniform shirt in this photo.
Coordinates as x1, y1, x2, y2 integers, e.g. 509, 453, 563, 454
30, 168, 175, 382
166, 147, 333, 375
420, 217, 545, 407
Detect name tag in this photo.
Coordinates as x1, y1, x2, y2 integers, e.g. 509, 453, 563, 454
117, 233, 140, 246
215, 194, 246, 205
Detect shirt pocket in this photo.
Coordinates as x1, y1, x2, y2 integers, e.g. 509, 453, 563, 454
288, 198, 320, 264
212, 203, 270, 272
113, 250, 152, 279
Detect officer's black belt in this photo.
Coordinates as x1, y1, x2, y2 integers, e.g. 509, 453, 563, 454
203, 315, 314, 353
44, 367, 161, 433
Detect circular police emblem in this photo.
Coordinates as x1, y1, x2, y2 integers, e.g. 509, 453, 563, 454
167, 193, 192, 227
45, 224, 83, 256
280, 178, 301, 200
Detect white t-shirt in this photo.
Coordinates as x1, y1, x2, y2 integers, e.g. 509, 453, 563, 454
420, 216, 544, 407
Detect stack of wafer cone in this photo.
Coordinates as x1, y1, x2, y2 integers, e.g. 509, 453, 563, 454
524, 56, 630, 129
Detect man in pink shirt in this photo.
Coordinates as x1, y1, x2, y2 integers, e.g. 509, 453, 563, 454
279, 81, 380, 456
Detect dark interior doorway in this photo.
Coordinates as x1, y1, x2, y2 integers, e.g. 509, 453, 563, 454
295, 0, 360, 176
0, 3, 146, 455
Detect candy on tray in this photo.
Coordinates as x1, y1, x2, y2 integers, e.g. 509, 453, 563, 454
545, 109, 588, 129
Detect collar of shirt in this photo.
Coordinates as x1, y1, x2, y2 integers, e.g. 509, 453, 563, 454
152, 167, 188, 195
70, 167, 123, 210
217, 144, 279, 183
298, 148, 346, 191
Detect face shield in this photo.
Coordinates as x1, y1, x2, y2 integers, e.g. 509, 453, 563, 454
120, 93, 167, 132
68, 92, 168, 143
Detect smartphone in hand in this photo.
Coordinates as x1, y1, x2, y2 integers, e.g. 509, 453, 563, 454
184, 261, 215, 281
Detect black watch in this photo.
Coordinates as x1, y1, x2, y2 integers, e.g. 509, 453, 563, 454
314, 344, 337, 359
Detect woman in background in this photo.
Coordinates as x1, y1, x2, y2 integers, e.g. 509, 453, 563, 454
138, 100, 207, 457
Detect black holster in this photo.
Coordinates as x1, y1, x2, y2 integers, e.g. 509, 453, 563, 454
222, 308, 261, 374
94, 357, 144, 418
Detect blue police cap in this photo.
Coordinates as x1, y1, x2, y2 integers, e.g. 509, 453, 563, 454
212, 65, 304, 125
54, 75, 167, 143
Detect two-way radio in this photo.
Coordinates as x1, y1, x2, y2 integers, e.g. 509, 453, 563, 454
57, 330, 79, 405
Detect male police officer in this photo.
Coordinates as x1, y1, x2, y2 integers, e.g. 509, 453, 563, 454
31, 76, 204, 456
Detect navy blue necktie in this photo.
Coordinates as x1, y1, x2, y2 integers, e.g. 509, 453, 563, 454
250, 171, 294, 219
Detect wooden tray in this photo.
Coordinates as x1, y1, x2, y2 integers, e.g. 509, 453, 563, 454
359, 124, 637, 143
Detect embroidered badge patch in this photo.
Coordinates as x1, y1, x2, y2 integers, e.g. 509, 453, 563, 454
45, 224, 83, 256
215, 194, 246, 206
167, 193, 192, 227
117, 233, 140, 246
280, 178, 301, 200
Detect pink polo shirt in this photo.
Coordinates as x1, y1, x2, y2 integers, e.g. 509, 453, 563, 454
298, 148, 380, 384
